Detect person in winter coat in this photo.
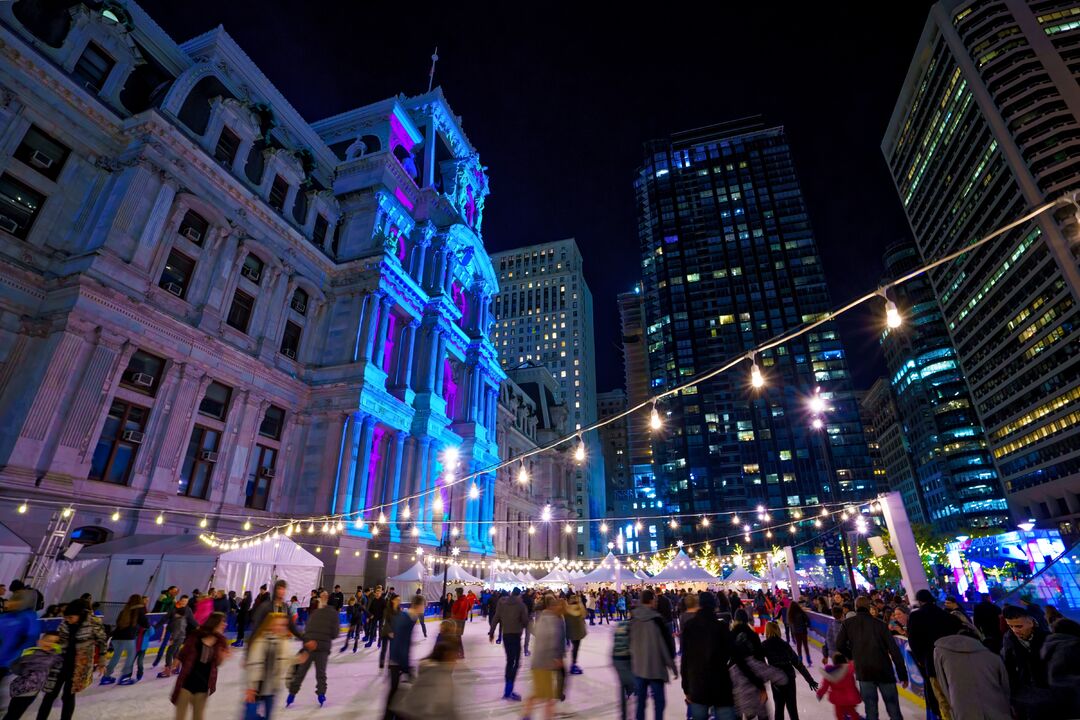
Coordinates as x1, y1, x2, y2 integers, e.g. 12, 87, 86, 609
824, 606, 845, 662
680, 592, 745, 720
383, 595, 422, 720
1000, 605, 1051, 720
244, 613, 306, 720
834, 596, 907, 720
564, 594, 588, 675
3, 631, 61, 720
387, 639, 461, 720
612, 614, 635, 720
248, 581, 303, 643
192, 593, 213, 627
763, 621, 818, 720
489, 587, 530, 700
629, 589, 677, 720
730, 637, 788, 719
972, 595, 1003, 653
341, 597, 363, 653
379, 596, 401, 670
523, 594, 567, 720
932, 632, 1012, 720
286, 590, 339, 707
37, 599, 107, 720
172, 612, 230, 720
815, 654, 862, 720
1042, 617, 1080, 718
0, 589, 41, 714
787, 601, 813, 665
101, 594, 148, 685
366, 588, 387, 649
232, 591, 252, 649
157, 596, 197, 679
900, 589, 956, 719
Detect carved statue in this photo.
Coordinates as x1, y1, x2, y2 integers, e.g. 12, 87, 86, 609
345, 136, 367, 160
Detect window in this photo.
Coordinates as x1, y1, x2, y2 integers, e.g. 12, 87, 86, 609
198, 381, 232, 420
268, 175, 288, 211
280, 321, 302, 359
226, 290, 254, 332
240, 253, 264, 284
213, 126, 241, 166
177, 210, 209, 246
260, 405, 286, 439
312, 214, 329, 246
0, 173, 45, 239
178, 426, 220, 499
290, 288, 309, 315
159, 250, 195, 299
120, 350, 166, 397
89, 400, 148, 485
71, 42, 114, 93
246, 445, 277, 510
14, 126, 70, 181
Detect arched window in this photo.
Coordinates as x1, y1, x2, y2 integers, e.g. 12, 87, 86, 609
70, 526, 111, 546
177, 76, 234, 136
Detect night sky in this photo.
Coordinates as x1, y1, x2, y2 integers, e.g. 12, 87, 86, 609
142, 1, 935, 392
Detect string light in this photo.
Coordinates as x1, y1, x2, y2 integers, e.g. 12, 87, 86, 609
528, 525, 536, 535
155, 512, 164, 525
433, 495, 444, 513
468, 484, 480, 500
649, 402, 662, 431
564, 523, 573, 534
450, 526, 459, 537
815, 519, 822, 528
732, 514, 740, 526
701, 516, 710, 527
574, 435, 586, 462
17, 501, 27, 514
111, 509, 120, 522
517, 463, 529, 484
809, 389, 826, 415
541, 505, 552, 522
599, 522, 608, 533
402, 505, 411, 520
200, 516, 208, 529
489, 525, 496, 536
749, 354, 765, 389
882, 289, 902, 329
243, 519, 252, 531
377, 511, 387, 524
669, 518, 678, 529
61, 507, 73, 519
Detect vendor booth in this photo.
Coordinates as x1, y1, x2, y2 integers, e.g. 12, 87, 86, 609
571, 552, 643, 590
721, 566, 764, 586
650, 550, 716, 584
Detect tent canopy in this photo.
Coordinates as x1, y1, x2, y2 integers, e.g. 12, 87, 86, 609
389, 561, 427, 584
438, 564, 483, 584
572, 553, 642, 589
723, 566, 763, 583
536, 567, 573, 585
650, 550, 716, 583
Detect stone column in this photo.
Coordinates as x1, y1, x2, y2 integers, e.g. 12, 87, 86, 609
372, 295, 394, 370
394, 319, 420, 390
385, 431, 408, 526
414, 436, 432, 533
349, 415, 377, 515
335, 413, 361, 515
141, 366, 211, 494
131, 174, 178, 270
433, 332, 447, 396
412, 237, 430, 286
363, 292, 387, 363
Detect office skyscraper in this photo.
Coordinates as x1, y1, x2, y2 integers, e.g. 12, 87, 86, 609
635, 119, 875, 547
884, 0, 1080, 531
490, 239, 602, 553
863, 379, 926, 524
881, 242, 1009, 530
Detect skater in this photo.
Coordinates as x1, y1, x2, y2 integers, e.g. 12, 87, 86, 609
171, 612, 230, 720
382, 595, 423, 720
565, 594, 588, 675
35, 599, 106, 720
244, 613, 306, 720
3, 631, 61, 720
232, 591, 252, 648
101, 594, 148, 686
763, 620, 818, 720
816, 653, 863, 720
342, 597, 364, 653
286, 591, 338, 707
366, 587, 387, 648
489, 587, 529, 701
379, 595, 401, 670
158, 595, 196, 679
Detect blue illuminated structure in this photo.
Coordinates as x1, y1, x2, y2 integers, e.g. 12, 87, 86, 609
881, 242, 1009, 530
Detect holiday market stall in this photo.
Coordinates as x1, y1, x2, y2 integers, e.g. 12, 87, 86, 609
420, 563, 484, 601
571, 552, 644, 590
721, 566, 765, 587
649, 550, 716, 585
536, 566, 574, 588
46, 534, 322, 609
388, 560, 428, 590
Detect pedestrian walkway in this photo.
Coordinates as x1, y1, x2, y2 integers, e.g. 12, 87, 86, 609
70, 618, 922, 719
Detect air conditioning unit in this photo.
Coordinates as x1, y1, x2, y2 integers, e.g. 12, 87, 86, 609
29, 150, 54, 170
121, 430, 145, 444
0, 215, 19, 234
282, 347, 296, 359
182, 226, 203, 243
200, 450, 219, 462
128, 372, 154, 387
259, 467, 276, 478
84, 81, 100, 94
241, 265, 261, 283
291, 298, 307, 314
163, 282, 183, 297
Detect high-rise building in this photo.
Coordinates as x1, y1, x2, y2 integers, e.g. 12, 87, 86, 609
619, 286, 656, 487
863, 379, 926, 524
881, 242, 1009, 530
635, 119, 876, 548
0, 1, 504, 589
854, 389, 889, 488
884, 0, 1080, 533
597, 389, 630, 516
490, 239, 602, 553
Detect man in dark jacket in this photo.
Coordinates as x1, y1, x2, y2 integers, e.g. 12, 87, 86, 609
366, 587, 387, 649
629, 589, 677, 720
383, 595, 424, 719
489, 587, 530, 701
249, 579, 304, 641
1001, 605, 1051, 719
287, 590, 340, 707
906, 589, 960, 720
835, 595, 908, 720
680, 592, 748, 720
328, 585, 344, 611
973, 593, 1004, 653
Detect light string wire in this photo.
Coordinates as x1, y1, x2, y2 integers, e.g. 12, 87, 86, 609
3, 196, 1067, 548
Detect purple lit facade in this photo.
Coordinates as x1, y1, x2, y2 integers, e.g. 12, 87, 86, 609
0, 1, 504, 587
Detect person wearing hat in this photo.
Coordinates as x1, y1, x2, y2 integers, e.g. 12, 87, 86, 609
37, 598, 107, 720
0, 590, 41, 716
249, 580, 304, 643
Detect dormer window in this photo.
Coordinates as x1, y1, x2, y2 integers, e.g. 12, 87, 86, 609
241, 253, 264, 284
312, 214, 329, 246
72, 42, 114, 93
213, 126, 241, 166
290, 288, 309, 316
268, 175, 288, 212
178, 209, 208, 246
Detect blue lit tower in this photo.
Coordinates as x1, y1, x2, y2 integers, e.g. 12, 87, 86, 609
634, 119, 876, 548
881, 242, 1009, 530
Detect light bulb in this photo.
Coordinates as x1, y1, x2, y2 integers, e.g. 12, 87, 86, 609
750, 362, 764, 389
809, 393, 826, 414
285, 524, 293, 536
111, 510, 120, 522
701, 516, 710, 527
821, 507, 829, 517
766, 530, 772, 538
669, 518, 678, 529
574, 437, 586, 462
411, 527, 419, 536
200, 517, 208, 528
528, 525, 536, 535
61, 507, 73, 518
489, 525, 496, 536
541, 505, 552, 522
17, 501, 27, 514
336, 521, 343, 532
372, 525, 380, 536
443, 446, 459, 469
564, 523, 573, 534
732, 514, 740, 525
762, 513, 771, 522
377, 511, 387, 524
517, 464, 529, 484
433, 495, 444, 513
649, 406, 662, 431
322, 522, 330, 533
815, 519, 822, 528
450, 526, 458, 537
635, 520, 643, 532
402, 505, 411, 519
307, 523, 315, 534
885, 299, 902, 329
155, 513, 164, 525
789, 525, 797, 534
243, 520, 251, 531
468, 484, 480, 500
600, 522, 608, 534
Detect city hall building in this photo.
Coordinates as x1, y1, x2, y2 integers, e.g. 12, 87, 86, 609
0, 1, 509, 587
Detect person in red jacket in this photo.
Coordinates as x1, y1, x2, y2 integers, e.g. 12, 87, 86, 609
450, 588, 473, 658
816, 653, 863, 720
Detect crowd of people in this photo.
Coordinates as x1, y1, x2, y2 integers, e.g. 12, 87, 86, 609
0, 575, 1077, 720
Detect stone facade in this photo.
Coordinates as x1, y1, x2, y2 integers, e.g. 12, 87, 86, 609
0, 2, 504, 587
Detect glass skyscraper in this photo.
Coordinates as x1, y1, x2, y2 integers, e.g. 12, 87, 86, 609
880, 242, 1009, 530
635, 119, 875, 548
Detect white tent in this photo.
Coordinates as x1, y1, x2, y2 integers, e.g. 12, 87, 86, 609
389, 561, 428, 585
489, 569, 522, 587
48, 534, 322, 609
536, 567, 573, 586
722, 566, 763, 584
572, 553, 643, 590
650, 550, 716, 583
523, 572, 538, 583
0, 522, 31, 588
433, 563, 483, 584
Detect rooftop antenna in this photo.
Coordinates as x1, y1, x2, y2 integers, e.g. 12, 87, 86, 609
427, 46, 439, 92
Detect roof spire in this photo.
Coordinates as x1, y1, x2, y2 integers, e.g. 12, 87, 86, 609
427, 46, 439, 93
